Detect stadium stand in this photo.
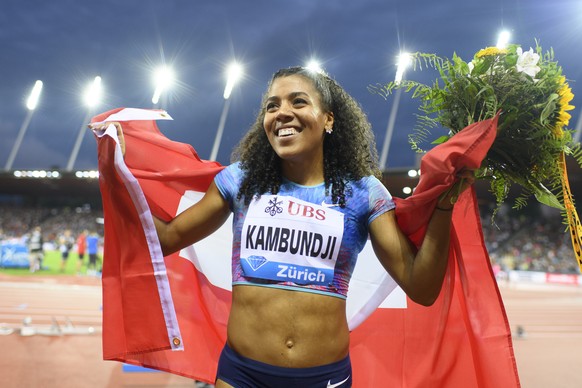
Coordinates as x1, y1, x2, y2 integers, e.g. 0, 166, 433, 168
0, 167, 581, 276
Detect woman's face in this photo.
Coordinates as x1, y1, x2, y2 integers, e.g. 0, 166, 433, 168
263, 74, 334, 165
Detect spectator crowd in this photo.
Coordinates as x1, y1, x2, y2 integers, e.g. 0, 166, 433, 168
0, 204, 104, 274
0, 202, 580, 275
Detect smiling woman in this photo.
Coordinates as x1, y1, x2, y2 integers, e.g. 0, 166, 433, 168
93, 66, 475, 387
233, 67, 384, 209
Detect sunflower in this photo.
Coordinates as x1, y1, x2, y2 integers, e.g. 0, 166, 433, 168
475, 46, 508, 58
555, 76, 575, 137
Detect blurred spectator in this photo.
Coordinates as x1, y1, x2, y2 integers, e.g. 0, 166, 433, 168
59, 229, 75, 272
76, 230, 88, 274
86, 231, 101, 276
27, 226, 44, 273
481, 203, 579, 274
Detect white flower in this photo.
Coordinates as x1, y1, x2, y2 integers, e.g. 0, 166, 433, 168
467, 61, 474, 75
516, 47, 541, 78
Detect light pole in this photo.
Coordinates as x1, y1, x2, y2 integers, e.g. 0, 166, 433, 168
210, 62, 243, 161
379, 53, 411, 170
4, 80, 43, 171
152, 65, 174, 107
574, 114, 582, 143
66, 76, 102, 172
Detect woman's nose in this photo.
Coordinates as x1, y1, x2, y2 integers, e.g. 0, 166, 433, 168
276, 105, 293, 121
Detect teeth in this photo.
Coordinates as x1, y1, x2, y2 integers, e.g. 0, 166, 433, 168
277, 128, 297, 137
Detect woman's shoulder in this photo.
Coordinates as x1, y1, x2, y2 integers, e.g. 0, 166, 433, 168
350, 174, 385, 189
349, 174, 393, 200
215, 162, 245, 199
218, 161, 243, 177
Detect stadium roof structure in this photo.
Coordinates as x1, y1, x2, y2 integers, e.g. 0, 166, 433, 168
0, 170, 102, 208
0, 160, 581, 210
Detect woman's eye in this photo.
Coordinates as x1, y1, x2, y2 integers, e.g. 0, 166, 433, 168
293, 98, 307, 105
265, 102, 278, 111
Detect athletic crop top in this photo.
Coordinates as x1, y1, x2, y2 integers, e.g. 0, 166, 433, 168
214, 162, 395, 299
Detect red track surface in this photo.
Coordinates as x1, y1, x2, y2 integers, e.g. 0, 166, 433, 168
0, 274, 580, 387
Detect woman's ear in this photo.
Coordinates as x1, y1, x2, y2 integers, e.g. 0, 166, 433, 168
324, 112, 335, 134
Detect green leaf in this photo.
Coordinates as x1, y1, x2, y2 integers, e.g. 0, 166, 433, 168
534, 185, 565, 210
431, 135, 450, 144
452, 53, 469, 74
540, 93, 559, 123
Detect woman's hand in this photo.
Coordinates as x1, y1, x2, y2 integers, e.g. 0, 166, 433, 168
436, 169, 476, 210
88, 121, 126, 156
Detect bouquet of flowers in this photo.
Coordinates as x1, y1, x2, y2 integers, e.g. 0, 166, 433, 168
372, 42, 582, 271
372, 43, 580, 214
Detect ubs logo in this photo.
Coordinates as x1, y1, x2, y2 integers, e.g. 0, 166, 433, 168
265, 197, 283, 216
288, 200, 326, 220
263, 196, 327, 220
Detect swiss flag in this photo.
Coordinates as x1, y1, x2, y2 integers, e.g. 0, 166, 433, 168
93, 108, 520, 387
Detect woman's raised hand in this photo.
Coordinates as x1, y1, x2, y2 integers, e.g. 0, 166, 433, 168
88, 121, 126, 156
437, 169, 476, 210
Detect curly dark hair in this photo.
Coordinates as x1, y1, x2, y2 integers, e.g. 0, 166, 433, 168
231, 66, 381, 207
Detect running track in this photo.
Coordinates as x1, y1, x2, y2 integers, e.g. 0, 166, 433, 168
0, 274, 580, 387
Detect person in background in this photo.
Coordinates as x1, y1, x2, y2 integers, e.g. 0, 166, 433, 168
59, 229, 75, 273
86, 231, 100, 276
76, 230, 88, 274
28, 226, 44, 273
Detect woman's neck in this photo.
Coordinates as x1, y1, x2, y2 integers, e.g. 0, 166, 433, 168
281, 159, 324, 186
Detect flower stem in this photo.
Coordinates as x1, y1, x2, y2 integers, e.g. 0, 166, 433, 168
438, 178, 466, 205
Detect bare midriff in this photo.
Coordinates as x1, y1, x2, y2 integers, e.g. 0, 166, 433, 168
226, 284, 350, 368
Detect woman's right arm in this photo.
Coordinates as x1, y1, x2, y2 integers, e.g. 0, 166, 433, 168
153, 182, 231, 256
89, 121, 231, 257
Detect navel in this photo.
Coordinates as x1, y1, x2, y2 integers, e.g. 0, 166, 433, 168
285, 338, 294, 349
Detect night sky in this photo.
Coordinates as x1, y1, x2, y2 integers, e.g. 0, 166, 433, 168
1, 0, 580, 171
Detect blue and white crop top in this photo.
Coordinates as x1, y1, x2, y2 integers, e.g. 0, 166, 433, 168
214, 162, 395, 299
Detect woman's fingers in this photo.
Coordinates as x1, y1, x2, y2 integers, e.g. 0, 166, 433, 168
458, 170, 475, 189
88, 121, 126, 156
116, 123, 126, 156
456, 168, 476, 182
437, 169, 477, 207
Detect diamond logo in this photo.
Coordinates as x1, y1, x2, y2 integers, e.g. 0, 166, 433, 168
245, 255, 268, 271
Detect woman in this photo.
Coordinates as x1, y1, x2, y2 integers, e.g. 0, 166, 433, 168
94, 67, 473, 387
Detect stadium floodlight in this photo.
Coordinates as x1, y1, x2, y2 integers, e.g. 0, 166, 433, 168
210, 62, 244, 161
67, 76, 103, 172
496, 30, 511, 49
152, 66, 174, 105
223, 62, 243, 100
26, 80, 43, 110
4, 80, 44, 171
380, 52, 411, 170
394, 52, 412, 85
83, 76, 102, 107
305, 60, 323, 74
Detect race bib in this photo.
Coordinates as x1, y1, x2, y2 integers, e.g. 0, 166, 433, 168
240, 195, 344, 285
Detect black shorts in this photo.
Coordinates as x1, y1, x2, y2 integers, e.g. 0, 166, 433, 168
216, 343, 352, 388
89, 253, 98, 265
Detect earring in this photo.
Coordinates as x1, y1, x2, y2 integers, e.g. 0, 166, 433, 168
325, 127, 333, 134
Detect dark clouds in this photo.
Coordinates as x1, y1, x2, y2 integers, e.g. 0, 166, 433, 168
1, 0, 580, 170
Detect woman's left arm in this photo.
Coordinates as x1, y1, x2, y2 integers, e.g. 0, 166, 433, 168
368, 170, 475, 306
